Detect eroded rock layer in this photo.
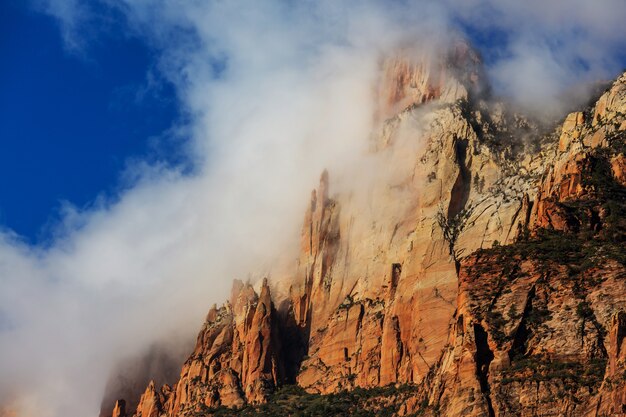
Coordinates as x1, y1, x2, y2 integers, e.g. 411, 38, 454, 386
111, 52, 626, 417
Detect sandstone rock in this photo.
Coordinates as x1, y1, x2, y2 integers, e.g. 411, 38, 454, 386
428, 251, 626, 417
100, 343, 186, 417
111, 400, 126, 417
241, 278, 284, 404
608, 311, 626, 377
612, 153, 626, 186
106, 57, 626, 417
593, 73, 626, 126
141, 278, 287, 416
134, 381, 165, 417
375, 39, 484, 122
558, 111, 584, 152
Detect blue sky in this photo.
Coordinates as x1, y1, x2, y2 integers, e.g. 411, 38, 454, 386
0, 1, 180, 242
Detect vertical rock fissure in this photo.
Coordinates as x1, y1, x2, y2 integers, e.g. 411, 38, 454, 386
474, 323, 495, 417
390, 263, 401, 299
356, 304, 365, 336
392, 316, 404, 379
616, 312, 626, 362
509, 286, 535, 361
588, 305, 609, 360
437, 136, 474, 267
447, 138, 470, 220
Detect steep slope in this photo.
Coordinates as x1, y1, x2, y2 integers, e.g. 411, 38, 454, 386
108, 52, 626, 417
289, 43, 538, 396
425, 73, 626, 417
99, 344, 188, 417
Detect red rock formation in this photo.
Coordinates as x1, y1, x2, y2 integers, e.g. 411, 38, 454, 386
608, 312, 626, 377
240, 278, 284, 403
428, 249, 626, 416
134, 381, 167, 417
423, 75, 626, 416
612, 154, 626, 186
111, 400, 126, 417
107, 53, 626, 417
100, 343, 186, 417
133, 278, 286, 417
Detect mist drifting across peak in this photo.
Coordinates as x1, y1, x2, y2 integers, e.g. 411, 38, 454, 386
0, 1, 625, 416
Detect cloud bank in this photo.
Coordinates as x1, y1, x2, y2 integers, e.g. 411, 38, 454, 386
1, 1, 625, 416
446, 0, 626, 114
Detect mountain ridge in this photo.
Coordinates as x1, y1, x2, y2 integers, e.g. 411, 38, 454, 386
106, 48, 626, 417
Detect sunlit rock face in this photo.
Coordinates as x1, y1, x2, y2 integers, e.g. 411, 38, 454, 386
111, 400, 126, 417
290, 41, 533, 395
416, 72, 626, 417
107, 43, 626, 417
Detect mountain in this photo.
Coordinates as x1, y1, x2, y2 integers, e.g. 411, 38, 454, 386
106, 41, 626, 417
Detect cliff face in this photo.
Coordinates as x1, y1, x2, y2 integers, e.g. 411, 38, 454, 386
109, 50, 626, 417
290, 44, 537, 397
138, 278, 287, 416
421, 73, 626, 417
99, 343, 186, 417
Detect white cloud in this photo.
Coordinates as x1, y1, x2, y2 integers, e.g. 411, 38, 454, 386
446, 0, 626, 116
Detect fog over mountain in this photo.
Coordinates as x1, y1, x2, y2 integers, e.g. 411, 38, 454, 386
1, 1, 625, 416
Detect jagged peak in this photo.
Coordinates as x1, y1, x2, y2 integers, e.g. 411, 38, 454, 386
229, 279, 245, 306
111, 400, 126, 417
205, 303, 218, 322
103, 59, 626, 417
305, 170, 330, 222
259, 277, 271, 303
375, 38, 487, 121
318, 169, 329, 206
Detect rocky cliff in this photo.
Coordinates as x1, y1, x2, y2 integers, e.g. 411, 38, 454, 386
108, 46, 626, 417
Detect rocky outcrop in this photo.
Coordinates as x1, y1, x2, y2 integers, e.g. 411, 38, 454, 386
530, 74, 626, 236
100, 343, 186, 417
130, 278, 286, 417
133, 381, 168, 417
376, 39, 485, 122
290, 69, 544, 397
595, 311, 626, 416
108, 49, 626, 417
111, 400, 126, 417
423, 74, 626, 416
427, 249, 625, 416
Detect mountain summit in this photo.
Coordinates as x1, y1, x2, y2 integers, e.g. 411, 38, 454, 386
105, 46, 626, 417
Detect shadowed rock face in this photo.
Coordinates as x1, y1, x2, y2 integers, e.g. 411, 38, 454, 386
107, 48, 626, 417
111, 400, 126, 417
100, 344, 187, 417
